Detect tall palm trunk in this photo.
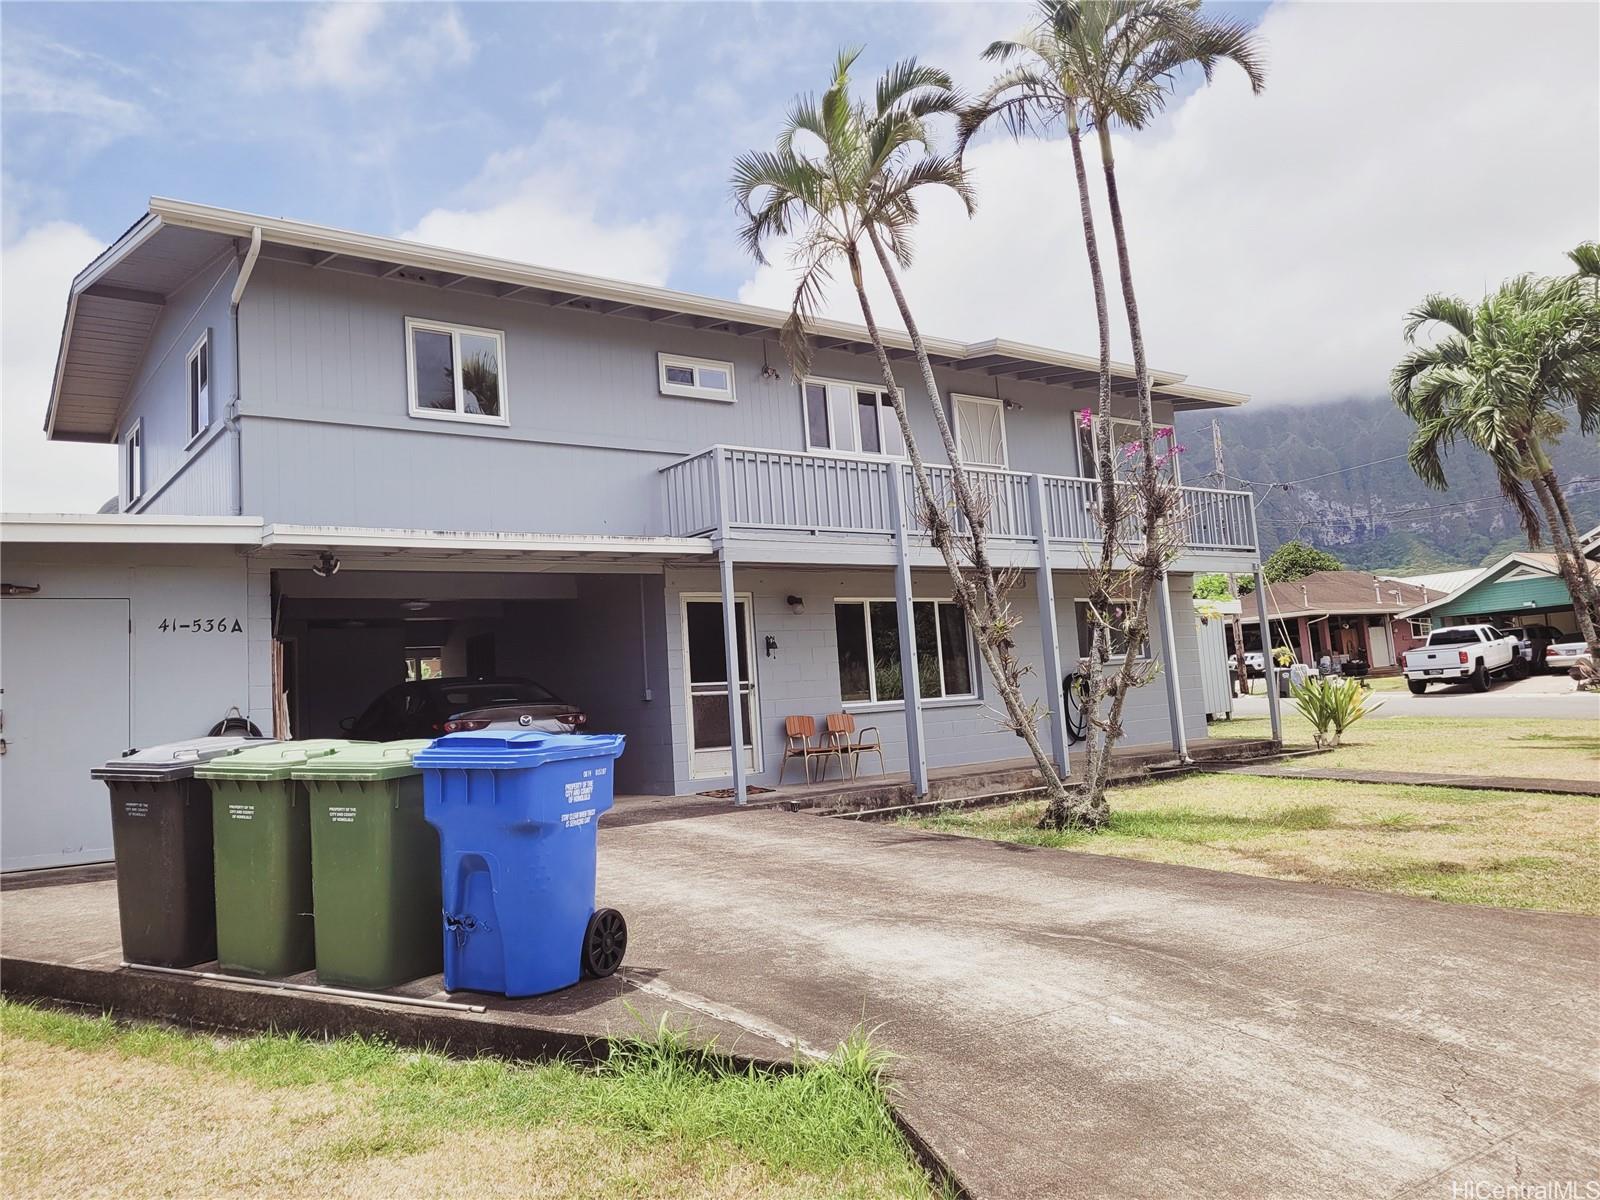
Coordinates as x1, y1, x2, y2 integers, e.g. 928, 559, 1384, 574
844, 244, 1075, 799
1530, 474, 1600, 656
1096, 126, 1157, 481
862, 226, 1078, 811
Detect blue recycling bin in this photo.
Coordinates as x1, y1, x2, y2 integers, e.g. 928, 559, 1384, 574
414, 730, 627, 997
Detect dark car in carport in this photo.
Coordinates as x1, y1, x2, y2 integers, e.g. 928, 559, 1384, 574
344, 676, 585, 741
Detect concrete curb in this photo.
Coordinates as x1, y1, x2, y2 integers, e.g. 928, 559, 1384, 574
1, 955, 974, 1198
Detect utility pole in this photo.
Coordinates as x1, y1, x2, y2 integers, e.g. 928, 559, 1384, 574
1214, 418, 1252, 695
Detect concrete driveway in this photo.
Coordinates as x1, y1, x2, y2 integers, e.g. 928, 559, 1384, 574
1237, 675, 1600, 720
599, 807, 1600, 1199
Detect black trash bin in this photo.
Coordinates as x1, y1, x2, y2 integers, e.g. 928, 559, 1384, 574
92, 736, 274, 966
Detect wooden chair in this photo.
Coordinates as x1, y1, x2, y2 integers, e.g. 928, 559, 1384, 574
779, 716, 838, 784
825, 712, 884, 779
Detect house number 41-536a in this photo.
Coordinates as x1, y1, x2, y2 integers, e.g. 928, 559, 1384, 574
158, 617, 244, 633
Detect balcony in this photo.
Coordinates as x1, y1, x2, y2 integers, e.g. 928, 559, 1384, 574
661, 446, 1256, 557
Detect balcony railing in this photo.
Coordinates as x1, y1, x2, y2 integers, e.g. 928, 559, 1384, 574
660, 446, 1256, 554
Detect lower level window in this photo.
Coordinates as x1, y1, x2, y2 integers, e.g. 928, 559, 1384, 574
834, 599, 974, 704
1075, 599, 1150, 660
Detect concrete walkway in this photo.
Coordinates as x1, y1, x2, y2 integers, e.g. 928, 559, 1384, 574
6, 810, 1598, 1198
600, 809, 1600, 1199
1221, 761, 1600, 796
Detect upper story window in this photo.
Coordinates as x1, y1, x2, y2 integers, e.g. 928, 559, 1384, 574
186, 331, 211, 443
405, 317, 507, 425
1076, 415, 1179, 482
122, 420, 144, 509
659, 353, 736, 402
803, 377, 905, 458
953, 394, 1008, 467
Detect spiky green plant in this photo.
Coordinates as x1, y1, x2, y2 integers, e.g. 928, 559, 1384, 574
1290, 676, 1380, 749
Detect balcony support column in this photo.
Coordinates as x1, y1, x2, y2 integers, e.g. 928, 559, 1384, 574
714, 448, 750, 805
1028, 474, 1070, 775
1153, 569, 1190, 763
888, 467, 929, 798
1254, 560, 1284, 745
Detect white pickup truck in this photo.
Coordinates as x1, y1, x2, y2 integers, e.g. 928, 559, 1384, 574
1402, 624, 1523, 694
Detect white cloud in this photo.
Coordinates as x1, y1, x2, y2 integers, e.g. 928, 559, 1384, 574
1, 222, 118, 513
738, 1, 1600, 406
400, 136, 683, 285
246, 3, 474, 93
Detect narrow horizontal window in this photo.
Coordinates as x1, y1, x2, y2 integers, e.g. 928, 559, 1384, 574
658, 353, 736, 402
406, 317, 508, 425
833, 598, 976, 704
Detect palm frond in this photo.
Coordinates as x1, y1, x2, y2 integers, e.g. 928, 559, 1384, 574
1401, 293, 1475, 343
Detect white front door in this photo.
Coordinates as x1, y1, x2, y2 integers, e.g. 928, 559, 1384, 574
954, 394, 1008, 467
1, 598, 131, 871
682, 595, 760, 779
1369, 621, 1394, 669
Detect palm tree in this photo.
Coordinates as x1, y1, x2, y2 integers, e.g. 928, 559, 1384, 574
958, 0, 1265, 824
732, 49, 1084, 817
1392, 257, 1600, 656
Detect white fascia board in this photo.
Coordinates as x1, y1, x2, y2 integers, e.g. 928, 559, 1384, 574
147, 198, 1249, 402
259, 523, 714, 557
1, 512, 264, 545
1160, 381, 1250, 408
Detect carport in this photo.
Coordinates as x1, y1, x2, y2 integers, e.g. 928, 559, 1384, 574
254, 525, 713, 796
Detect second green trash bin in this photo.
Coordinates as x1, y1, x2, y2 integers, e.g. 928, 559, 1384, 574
196, 740, 354, 977
293, 741, 442, 989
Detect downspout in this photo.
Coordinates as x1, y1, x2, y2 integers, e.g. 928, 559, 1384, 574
228, 226, 262, 517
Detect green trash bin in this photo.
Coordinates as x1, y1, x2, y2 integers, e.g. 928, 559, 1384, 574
196, 740, 356, 977
292, 741, 442, 989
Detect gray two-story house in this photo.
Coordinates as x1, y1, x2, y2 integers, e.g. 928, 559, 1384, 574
2, 198, 1260, 871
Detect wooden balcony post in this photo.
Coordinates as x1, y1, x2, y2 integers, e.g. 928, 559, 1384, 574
1153, 570, 1191, 762
1028, 474, 1070, 775
713, 447, 750, 805
888, 466, 929, 798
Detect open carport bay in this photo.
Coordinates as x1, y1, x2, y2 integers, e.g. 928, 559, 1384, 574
274, 569, 675, 794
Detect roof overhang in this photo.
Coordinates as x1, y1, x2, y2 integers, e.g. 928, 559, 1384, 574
43, 198, 1249, 442
1395, 552, 1578, 619
2, 513, 264, 545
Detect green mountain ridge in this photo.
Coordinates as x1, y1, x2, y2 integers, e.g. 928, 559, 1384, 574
1176, 395, 1600, 575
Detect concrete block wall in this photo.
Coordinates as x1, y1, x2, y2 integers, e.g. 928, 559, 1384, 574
660, 564, 1208, 796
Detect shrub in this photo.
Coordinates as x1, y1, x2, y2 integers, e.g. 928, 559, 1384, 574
1290, 675, 1381, 748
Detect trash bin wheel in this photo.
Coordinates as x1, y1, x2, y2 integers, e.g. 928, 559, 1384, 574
582, 908, 627, 978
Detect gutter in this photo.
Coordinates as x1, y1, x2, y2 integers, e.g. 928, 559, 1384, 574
228, 227, 262, 516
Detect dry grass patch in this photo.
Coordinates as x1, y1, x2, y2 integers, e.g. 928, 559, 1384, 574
907, 773, 1600, 914
1210, 713, 1599, 781
0, 1003, 939, 1200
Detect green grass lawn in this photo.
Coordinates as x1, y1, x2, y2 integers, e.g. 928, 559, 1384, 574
1211, 713, 1600, 780
906, 772, 1600, 914
0, 1001, 940, 1200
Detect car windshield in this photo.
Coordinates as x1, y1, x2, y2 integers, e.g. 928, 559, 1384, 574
436, 680, 561, 708
1428, 629, 1483, 646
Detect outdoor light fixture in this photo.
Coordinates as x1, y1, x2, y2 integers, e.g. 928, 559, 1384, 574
0, 582, 41, 596
312, 550, 341, 578
787, 595, 804, 615
400, 600, 431, 612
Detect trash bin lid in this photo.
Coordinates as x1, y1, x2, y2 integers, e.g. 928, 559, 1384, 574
194, 739, 361, 782
92, 736, 279, 783
289, 739, 433, 781
413, 730, 625, 771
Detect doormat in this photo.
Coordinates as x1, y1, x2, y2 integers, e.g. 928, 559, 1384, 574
697, 785, 776, 799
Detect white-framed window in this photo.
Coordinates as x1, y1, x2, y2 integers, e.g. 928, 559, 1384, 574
1076, 415, 1179, 482
405, 317, 508, 425
1408, 617, 1433, 638
834, 598, 975, 705
1074, 599, 1151, 661
186, 330, 211, 443
803, 377, 906, 458
658, 353, 736, 402
122, 420, 144, 509
953, 393, 1008, 467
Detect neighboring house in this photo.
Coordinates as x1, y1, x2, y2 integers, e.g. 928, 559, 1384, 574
1241, 570, 1434, 672
1397, 550, 1595, 641
1, 198, 1259, 871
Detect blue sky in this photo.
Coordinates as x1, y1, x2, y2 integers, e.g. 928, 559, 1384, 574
3, 1, 1596, 511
